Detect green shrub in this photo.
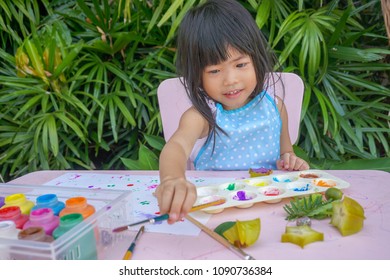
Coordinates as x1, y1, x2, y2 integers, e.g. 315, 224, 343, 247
0, 0, 389, 181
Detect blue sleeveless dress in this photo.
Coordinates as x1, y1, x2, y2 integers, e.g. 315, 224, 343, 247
194, 91, 281, 170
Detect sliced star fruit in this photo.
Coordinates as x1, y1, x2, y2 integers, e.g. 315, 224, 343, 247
281, 225, 324, 248
330, 196, 365, 236
214, 218, 261, 248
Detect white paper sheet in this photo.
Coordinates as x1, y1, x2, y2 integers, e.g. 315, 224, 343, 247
44, 173, 235, 236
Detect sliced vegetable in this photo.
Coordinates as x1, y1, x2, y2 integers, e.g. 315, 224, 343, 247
214, 218, 261, 248
281, 225, 324, 248
330, 196, 365, 236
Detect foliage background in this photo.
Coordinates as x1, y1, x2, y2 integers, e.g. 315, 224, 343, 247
0, 0, 389, 182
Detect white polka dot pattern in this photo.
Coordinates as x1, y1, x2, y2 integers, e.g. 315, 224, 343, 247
194, 92, 281, 170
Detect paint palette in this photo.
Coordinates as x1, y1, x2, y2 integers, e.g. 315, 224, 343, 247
195, 170, 350, 213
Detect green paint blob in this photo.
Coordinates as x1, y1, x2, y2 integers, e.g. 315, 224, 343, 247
226, 183, 235, 191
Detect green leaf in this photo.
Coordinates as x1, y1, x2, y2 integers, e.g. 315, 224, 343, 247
108, 98, 118, 142
255, 0, 271, 29
330, 158, 390, 172
312, 86, 329, 135
121, 144, 159, 170
144, 134, 165, 151
157, 0, 183, 28
13, 95, 42, 120
165, 0, 197, 42
283, 194, 334, 221
76, 0, 100, 26
138, 144, 159, 170
303, 115, 321, 155
112, 95, 136, 127
329, 46, 385, 62
24, 40, 48, 84
328, 6, 352, 47
147, 0, 166, 33
53, 41, 84, 77
55, 113, 86, 142
46, 114, 59, 156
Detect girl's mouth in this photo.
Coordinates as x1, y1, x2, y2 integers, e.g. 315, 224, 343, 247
223, 89, 241, 98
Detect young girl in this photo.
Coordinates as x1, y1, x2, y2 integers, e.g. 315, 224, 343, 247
156, 0, 309, 223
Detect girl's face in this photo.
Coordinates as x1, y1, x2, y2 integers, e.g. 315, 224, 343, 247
201, 47, 257, 110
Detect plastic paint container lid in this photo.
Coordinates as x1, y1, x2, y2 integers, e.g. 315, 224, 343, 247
59, 197, 95, 219
52, 213, 84, 239
33, 194, 65, 215
3, 193, 34, 215
24, 208, 60, 236
0, 206, 29, 229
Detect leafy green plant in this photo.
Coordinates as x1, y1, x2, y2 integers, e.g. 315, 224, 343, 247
283, 193, 334, 221
0, 0, 173, 180
0, 21, 92, 174
252, 0, 390, 168
1, 0, 389, 182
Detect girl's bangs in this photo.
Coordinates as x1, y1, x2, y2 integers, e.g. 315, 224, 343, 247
198, 37, 230, 68
196, 22, 249, 68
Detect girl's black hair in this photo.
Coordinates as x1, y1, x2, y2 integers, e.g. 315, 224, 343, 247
176, 0, 281, 137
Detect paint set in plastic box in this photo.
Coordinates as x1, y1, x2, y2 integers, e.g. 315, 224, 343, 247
195, 170, 350, 213
0, 183, 135, 260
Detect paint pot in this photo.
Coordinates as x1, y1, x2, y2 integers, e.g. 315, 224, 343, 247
1, 193, 34, 215
9, 227, 54, 259
18, 226, 54, 242
23, 208, 60, 236
32, 194, 65, 216
59, 196, 95, 219
0, 221, 20, 259
0, 220, 20, 238
52, 213, 97, 260
0, 206, 29, 229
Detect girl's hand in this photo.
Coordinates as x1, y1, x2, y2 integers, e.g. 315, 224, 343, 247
277, 152, 309, 171
155, 177, 197, 224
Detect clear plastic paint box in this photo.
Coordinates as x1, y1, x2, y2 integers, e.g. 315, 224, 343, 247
0, 183, 135, 260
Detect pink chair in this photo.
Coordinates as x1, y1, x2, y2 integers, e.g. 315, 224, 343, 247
157, 72, 304, 169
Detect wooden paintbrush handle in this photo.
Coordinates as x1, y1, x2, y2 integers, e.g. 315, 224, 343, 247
186, 215, 255, 260
189, 198, 226, 212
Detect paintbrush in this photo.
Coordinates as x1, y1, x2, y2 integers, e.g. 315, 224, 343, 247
113, 198, 226, 233
186, 215, 255, 260
122, 225, 145, 260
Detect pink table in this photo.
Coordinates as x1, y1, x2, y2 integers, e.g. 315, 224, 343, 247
8, 169, 390, 260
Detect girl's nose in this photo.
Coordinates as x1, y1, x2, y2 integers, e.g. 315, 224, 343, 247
223, 70, 238, 86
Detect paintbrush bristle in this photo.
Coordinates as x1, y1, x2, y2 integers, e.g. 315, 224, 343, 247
112, 225, 128, 233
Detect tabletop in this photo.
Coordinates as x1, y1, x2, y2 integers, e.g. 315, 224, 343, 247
7, 169, 390, 260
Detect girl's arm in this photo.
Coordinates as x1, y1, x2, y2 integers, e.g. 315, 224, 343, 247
156, 107, 209, 224
276, 97, 309, 171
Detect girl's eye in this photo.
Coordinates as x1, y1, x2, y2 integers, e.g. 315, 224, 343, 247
208, 69, 220, 74
237, 63, 248, 68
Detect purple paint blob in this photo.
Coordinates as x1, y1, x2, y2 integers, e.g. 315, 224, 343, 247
234, 191, 252, 201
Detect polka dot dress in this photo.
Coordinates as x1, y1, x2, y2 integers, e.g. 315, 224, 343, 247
194, 91, 281, 170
